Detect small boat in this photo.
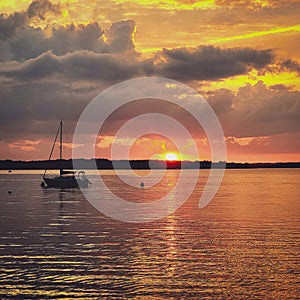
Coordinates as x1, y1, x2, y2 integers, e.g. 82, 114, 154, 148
41, 121, 90, 189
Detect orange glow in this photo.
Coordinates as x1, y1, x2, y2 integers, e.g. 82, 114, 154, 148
165, 152, 179, 161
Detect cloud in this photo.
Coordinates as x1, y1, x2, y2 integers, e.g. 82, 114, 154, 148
106, 20, 136, 54
0, 12, 27, 40
269, 84, 292, 91
157, 45, 274, 80
27, 0, 60, 20
0, 1, 284, 84
280, 59, 300, 74
96, 136, 135, 149
0, 50, 146, 81
59, 50, 143, 81
207, 81, 300, 137
8, 139, 41, 152
227, 136, 269, 147
0, 80, 98, 142
226, 132, 300, 160
48, 23, 107, 56
1, 76, 298, 146
62, 142, 84, 149
0, 45, 275, 83
8, 27, 48, 61
215, 0, 300, 10
0, 0, 59, 42
0, 51, 61, 80
0, 20, 133, 62
206, 88, 234, 114
0, 2, 136, 62
96, 136, 115, 149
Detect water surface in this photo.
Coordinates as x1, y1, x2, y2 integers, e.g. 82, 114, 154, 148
0, 169, 299, 298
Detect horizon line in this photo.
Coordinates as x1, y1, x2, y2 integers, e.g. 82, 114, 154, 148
1, 158, 299, 165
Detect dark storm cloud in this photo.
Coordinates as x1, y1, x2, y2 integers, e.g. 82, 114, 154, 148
158, 46, 274, 80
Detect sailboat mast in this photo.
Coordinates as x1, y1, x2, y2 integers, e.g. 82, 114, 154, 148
59, 120, 63, 160
43, 121, 61, 178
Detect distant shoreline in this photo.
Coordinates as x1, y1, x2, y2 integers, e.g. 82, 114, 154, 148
0, 159, 299, 170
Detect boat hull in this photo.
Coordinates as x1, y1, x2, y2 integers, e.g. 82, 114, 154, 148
43, 176, 89, 189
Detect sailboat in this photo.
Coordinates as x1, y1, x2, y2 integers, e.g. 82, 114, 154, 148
41, 121, 90, 189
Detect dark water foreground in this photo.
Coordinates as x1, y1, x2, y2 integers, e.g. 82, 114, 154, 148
0, 169, 299, 299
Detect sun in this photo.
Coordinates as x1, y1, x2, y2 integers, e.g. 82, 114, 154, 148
165, 152, 179, 161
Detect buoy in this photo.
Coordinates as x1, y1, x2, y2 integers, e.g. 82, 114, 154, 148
8, 190, 12, 194
8, 170, 12, 173
140, 182, 144, 188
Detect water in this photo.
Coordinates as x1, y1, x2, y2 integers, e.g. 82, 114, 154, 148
0, 169, 299, 299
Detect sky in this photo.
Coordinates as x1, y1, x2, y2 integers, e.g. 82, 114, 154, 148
0, 0, 299, 162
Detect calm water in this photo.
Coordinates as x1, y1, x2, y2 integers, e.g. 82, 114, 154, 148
0, 169, 299, 299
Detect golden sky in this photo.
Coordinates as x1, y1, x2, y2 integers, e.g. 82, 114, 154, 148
0, 0, 299, 162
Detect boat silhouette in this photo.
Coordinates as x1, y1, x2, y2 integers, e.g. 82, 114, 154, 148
41, 121, 90, 189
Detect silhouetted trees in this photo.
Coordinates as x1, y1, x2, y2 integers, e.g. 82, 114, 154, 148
0, 159, 299, 170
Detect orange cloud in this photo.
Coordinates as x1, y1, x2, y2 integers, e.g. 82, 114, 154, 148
8, 139, 41, 152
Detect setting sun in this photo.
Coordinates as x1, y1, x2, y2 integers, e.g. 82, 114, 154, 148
165, 152, 179, 161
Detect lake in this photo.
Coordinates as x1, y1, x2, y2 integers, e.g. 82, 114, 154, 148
0, 169, 299, 299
